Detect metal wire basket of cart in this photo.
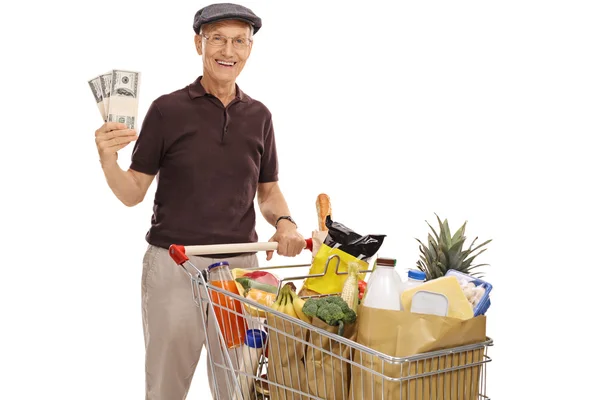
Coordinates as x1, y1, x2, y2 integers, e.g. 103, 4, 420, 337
169, 241, 493, 400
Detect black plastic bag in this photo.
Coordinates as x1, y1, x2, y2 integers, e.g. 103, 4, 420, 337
324, 215, 386, 260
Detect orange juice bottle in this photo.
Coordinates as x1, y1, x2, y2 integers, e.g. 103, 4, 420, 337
207, 261, 247, 349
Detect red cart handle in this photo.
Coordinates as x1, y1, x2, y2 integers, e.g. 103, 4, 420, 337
169, 238, 313, 265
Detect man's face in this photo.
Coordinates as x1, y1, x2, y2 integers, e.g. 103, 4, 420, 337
196, 20, 253, 83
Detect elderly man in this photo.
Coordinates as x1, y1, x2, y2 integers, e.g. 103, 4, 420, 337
93, 3, 305, 399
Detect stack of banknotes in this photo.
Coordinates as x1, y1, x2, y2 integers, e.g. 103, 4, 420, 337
88, 69, 141, 130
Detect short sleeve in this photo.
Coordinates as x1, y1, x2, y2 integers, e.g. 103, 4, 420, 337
258, 115, 279, 183
130, 101, 165, 175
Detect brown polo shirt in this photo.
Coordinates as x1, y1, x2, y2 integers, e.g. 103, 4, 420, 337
130, 76, 279, 252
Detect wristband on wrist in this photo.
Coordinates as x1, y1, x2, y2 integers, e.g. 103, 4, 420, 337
275, 215, 296, 228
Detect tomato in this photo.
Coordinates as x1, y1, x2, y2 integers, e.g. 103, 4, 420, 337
358, 280, 367, 300
358, 280, 367, 292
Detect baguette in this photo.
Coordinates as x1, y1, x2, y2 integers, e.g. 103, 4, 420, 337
316, 193, 332, 231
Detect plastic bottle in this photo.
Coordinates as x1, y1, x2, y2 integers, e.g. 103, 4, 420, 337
398, 269, 426, 310
405, 269, 426, 289
236, 329, 267, 400
362, 257, 403, 311
207, 261, 247, 349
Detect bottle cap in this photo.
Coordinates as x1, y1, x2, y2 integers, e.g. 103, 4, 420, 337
376, 257, 396, 267
207, 261, 229, 271
245, 329, 267, 348
408, 269, 426, 281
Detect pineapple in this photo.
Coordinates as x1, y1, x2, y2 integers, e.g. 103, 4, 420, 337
415, 214, 492, 280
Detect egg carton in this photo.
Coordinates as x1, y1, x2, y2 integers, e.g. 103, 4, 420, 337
445, 270, 493, 316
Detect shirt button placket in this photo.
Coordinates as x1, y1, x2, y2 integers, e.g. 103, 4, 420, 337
222, 110, 229, 143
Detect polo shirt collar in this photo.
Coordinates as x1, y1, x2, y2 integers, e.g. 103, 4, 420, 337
188, 76, 248, 103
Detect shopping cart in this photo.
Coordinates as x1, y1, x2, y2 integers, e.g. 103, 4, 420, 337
169, 242, 493, 400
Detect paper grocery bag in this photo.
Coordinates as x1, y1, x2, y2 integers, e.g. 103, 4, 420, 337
266, 313, 309, 400
350, 305, 487, 400
305, 318, 357, 399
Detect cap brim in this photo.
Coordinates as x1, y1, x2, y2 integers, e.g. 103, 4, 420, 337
196, 16, 260, 34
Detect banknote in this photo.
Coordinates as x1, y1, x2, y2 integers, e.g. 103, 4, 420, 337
99, 71, 113, 119
87, 76, 106, 121
87, 69, 141, 128
107, 69, 141, 130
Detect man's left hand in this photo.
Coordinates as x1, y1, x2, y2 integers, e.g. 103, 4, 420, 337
266, 220, 305, 261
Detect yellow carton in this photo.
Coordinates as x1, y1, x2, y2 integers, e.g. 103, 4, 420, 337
401, 276, 474, 320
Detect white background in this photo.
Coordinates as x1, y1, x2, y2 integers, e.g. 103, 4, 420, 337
1, 0, 599, 399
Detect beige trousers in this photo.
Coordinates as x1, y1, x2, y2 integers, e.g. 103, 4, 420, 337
141, 244, 258, 400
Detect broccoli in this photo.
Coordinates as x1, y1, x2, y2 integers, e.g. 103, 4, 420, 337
302, 296, 357, 336
302, 298, 319, 317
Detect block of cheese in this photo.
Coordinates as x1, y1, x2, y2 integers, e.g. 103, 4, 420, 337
401, 276, 474, 320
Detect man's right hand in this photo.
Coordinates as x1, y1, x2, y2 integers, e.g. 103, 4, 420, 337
95, 122, 138, 166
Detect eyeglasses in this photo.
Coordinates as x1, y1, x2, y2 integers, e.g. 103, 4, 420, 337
202, 34, 253, 49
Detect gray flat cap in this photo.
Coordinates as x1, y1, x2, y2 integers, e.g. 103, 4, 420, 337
193, 3, 262, 34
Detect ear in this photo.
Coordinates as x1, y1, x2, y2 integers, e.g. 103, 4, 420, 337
194, 34, 203, 56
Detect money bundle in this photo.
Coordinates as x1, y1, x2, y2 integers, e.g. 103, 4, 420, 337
88, 69, 141, 130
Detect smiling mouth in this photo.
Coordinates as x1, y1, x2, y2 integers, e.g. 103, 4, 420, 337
216, 60, 236, 67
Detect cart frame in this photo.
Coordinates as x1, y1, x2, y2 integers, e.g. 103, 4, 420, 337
169, 243, 493, 400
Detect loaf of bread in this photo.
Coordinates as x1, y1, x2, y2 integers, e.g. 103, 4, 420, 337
316, 193, 332, 231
